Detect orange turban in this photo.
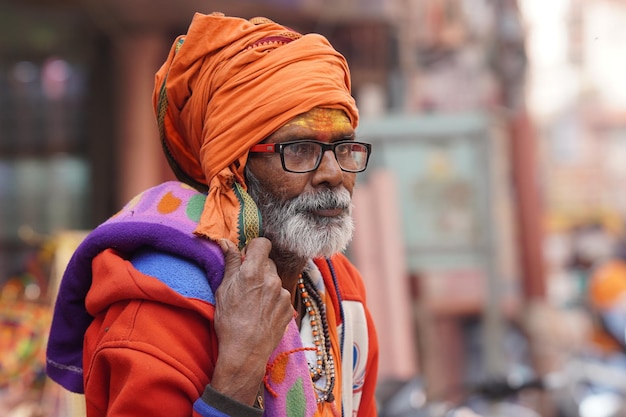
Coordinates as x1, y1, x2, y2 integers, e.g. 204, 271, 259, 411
153, 12, 359, 249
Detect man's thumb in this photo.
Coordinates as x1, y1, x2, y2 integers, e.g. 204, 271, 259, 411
218, 238, 242, 272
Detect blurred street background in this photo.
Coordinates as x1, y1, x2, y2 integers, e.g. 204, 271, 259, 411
3, 0, 626, 416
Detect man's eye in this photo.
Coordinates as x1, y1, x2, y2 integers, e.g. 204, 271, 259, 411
286, 143, 316, 156
335, 144, 351, 156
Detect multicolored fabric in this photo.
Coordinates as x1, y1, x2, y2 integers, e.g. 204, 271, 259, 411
46, 182, 378, 417
153, 12, 358, 249
46, 182, 224, 393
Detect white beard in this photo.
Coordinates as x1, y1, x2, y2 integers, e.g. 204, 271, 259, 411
245, 169, 354, 259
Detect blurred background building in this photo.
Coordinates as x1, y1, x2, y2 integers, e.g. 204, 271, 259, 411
2, 0, 626, 415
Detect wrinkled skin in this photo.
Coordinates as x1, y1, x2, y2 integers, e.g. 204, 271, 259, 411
211, 237, 293, 405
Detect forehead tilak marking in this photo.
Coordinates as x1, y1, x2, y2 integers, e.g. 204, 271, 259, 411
283, 109, 351, 140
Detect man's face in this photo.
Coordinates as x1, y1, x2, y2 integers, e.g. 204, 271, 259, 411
245, 107, 357, 259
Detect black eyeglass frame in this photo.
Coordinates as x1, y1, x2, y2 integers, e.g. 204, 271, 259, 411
249, 140, 372, 173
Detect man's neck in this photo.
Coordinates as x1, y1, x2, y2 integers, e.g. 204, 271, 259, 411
270, 247, 308, 305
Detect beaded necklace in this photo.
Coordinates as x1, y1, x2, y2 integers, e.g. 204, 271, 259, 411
297, 272, 336, 403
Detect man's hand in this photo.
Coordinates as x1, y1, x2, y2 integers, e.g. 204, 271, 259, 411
210, 237, 295, 405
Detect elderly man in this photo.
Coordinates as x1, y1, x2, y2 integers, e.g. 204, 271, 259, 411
46, 12, 379, 417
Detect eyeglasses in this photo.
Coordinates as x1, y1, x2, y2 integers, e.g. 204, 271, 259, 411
249, 140, 372, 173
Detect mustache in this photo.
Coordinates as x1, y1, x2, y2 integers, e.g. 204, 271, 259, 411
286, 188, 352, 214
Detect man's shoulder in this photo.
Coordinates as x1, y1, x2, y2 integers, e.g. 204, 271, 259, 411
108, 181, 206, 226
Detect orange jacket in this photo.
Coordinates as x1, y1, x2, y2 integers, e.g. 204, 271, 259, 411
83, 250, 378, 417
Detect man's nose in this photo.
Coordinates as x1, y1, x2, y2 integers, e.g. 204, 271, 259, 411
313, 150, 344, 186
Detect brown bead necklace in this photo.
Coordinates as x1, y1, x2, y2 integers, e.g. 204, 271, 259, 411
297, 272, 336, 403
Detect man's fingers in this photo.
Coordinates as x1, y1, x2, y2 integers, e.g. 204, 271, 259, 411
218, 237, 273, 273
241, 238, 272, 263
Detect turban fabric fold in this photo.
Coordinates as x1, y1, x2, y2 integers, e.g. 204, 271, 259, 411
153, 12, 359, 249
